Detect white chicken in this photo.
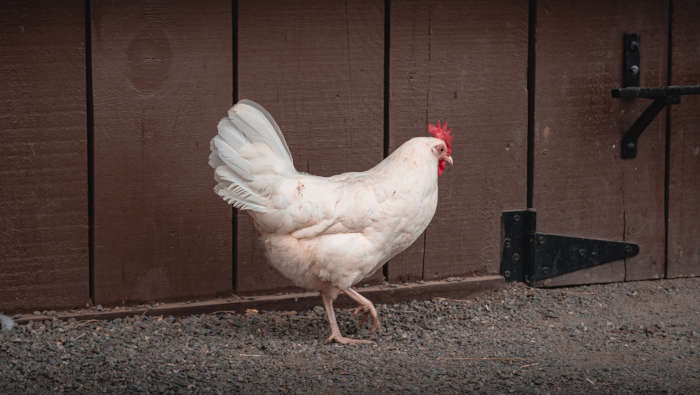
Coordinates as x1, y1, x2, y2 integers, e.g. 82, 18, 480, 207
209, 100, 453, 344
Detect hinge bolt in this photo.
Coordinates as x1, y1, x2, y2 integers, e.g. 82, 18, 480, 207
513, 214, 521, 222
504, 270, 511, 278
629, 65, 640, 75
512, 252, 520, 262
504, 237, 511, 249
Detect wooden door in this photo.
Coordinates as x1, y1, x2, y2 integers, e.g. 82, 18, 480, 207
533, 0, 668, 286
388, 0, 528, 282
668, 0, 700, 278
0, 1, 89, 311
236, 0, 385, 293
91, 0, 233, 304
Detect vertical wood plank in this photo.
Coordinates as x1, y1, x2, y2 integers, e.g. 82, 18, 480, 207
91, 0, 232, 304
534, 0, 667, 286
668, 0, 700, 278
389, 0, 528, 281
0, 1, 88, 311
237, 0, 384, 293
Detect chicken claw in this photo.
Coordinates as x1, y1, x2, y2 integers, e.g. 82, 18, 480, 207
321, 290, 374, 345
352, 305, 370, 327
325, 334, 374, 345
345, 288, 381, 333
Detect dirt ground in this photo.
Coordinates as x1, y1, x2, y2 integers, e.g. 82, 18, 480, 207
1, 277, 698, 393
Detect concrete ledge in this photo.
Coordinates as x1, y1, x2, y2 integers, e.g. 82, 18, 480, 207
15, 275, 504, 324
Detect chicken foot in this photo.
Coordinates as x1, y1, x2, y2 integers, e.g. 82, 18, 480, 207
321, 289, 374, 345
344, 288, 381, 334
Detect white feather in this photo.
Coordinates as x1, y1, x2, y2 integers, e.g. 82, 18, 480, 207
0, 314, 15, 332
211, 136, 252, 180
209, 100, 446, 295
229, 100, 294, 165
209, 100, 297, 213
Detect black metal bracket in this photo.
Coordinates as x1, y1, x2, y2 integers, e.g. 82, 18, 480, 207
622, 33, 640, 88
612, 86, 700, 159
613, 33, 700, 159
501, 210, 639, 286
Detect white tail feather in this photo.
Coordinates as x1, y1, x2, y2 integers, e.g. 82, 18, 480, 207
230, 100, 294, 165
210, 100, 295, 212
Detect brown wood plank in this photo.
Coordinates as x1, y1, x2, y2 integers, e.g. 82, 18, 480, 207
0, 1, 88, 312
389, 0, 528, 282
91, 0, 233, 304
668, 0, 700, 278
534, 0, 667, 286
236, 0, 384, 293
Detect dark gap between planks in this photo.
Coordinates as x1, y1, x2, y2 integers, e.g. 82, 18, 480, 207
382, 0, 391, 281
232, 0, 240, 292
85, 0, 96, 303
526, 0, 537, 209
663, 0, 673, 279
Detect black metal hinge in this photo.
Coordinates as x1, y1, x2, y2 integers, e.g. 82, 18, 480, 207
613, 33, 700, 159
500, 210, 639, 286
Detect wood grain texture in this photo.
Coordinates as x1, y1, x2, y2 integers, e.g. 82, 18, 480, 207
534, 0, 667, 286
389, 0, 528, 281
0, 1, 88, 312
237, 0, 384, 293
668, 0, 700, 278
91, 0, 233, 304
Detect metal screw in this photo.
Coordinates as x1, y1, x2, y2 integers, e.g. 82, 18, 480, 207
513, 214, 521, 222
512, 252, 520, 262
629, 65, 640, 75
578, 248, 586, 257
629, 40, 639, 51
504, 270, 511, 278
626, 141, 636, 150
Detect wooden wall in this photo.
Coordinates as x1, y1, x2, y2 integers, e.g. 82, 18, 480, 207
1, 0, 698, 311
236, 0, 385, 293
668, 0, 700, 278
532, 0, 668, 286
389, 0, 528, 282
91, 0, 233, 305
0, 1, 89, 311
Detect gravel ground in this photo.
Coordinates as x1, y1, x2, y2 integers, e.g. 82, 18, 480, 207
1, 278, 698, 394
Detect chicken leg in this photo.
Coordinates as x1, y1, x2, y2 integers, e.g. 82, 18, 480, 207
344, 288, 381, 333
321, 289, 374, 345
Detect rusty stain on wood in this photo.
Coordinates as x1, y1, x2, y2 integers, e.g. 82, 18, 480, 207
0, 1, 89, 312
91, 0, 233, 304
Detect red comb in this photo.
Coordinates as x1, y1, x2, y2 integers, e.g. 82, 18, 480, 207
428, 121, 453, 154
428, 121, 453, 175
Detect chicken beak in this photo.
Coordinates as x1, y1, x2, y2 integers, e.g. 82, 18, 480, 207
445, 155, 453, 165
